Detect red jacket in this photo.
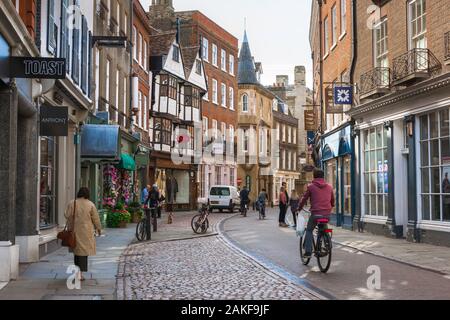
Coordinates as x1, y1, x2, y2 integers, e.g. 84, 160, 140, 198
299, 178, 335, 216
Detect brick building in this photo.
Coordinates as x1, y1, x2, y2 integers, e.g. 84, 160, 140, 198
148, 1, 239, 198
349, 0, 450, 245
309, 0, 356, 228
132, 0, 155, 199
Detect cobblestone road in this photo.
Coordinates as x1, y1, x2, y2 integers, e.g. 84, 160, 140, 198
116, 213, 320, 300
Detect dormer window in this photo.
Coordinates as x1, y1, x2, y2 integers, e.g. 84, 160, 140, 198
172, 45, 180, 62
195, 59, 202, 75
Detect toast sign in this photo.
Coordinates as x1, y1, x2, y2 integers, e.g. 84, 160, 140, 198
9, 57, 66, 79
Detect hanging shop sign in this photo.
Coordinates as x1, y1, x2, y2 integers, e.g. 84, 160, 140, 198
333, 86, 353, 105
92, 36, 128, 48
9, 57, 66, 79
304, 110, 316, 131
325, 87, 345, 114
39, 106, 69, 136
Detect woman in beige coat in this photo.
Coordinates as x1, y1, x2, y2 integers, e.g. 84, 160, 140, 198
64, 187, 102, 281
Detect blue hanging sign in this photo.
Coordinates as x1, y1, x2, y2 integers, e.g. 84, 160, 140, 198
334, 86, 353, 105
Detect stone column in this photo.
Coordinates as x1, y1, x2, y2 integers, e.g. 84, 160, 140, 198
15, 110, 39, 263
0, 83, 20, 281
405, 115, 420, 243
384, 120, 403, 238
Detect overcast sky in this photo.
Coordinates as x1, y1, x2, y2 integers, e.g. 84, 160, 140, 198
140, 0, 313, 88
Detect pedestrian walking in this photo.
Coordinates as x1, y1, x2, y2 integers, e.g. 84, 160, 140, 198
141, 184, 150, 205
64, 187, 102, 281
278, 187, 288, 227
289, 190, 300, 227
158, 191, 166, 219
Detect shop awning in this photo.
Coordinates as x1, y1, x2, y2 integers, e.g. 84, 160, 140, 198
118, 153, 136, 171
81, 124, 120, 160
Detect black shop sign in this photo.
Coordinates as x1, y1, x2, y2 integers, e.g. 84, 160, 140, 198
9, 57, 66, 79
40, 106, 69, 137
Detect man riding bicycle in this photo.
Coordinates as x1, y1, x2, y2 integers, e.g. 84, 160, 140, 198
297, 168, 335, 258
239, 186, 250, 215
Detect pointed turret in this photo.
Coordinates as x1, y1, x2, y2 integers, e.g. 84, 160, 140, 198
238, 31, 259, 85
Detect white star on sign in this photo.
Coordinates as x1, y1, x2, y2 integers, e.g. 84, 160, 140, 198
337, 89, 351, 103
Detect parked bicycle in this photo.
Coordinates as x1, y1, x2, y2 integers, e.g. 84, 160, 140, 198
299, 212, 333, 273
136, 207, 155, 241
191, 203, 210, 234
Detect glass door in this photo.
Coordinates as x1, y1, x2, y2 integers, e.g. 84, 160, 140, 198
342, 155, 352, 217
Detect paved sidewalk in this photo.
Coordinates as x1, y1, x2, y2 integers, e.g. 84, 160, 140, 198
0, 224, 136, 300
331, 228, 450, 276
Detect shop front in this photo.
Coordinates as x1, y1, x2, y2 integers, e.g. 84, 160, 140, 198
151, 157, 198, 211
321, 123, 355, 228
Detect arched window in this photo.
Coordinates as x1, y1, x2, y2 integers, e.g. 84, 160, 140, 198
242, 94, 249, 112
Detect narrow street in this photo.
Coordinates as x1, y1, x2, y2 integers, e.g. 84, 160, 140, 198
221, 208, 450, 300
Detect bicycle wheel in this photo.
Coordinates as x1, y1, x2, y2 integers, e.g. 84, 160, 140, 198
136, 220, 146, 241
299, 236, 311, 265
191, 215, 209, 234
316, 233, 332, 273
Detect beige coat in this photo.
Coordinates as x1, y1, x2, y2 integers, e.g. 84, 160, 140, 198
64, 198, 102, 257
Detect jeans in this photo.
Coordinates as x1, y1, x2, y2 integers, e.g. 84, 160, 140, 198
279, 204, 287, 223
304, 215, 328, 255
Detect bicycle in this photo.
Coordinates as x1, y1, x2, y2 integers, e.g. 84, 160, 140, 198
299, 212, 333, 273
191, 203, 210, 234
136, 207, 155, 241
240, 202, 248, 217
257, 201, 266, 220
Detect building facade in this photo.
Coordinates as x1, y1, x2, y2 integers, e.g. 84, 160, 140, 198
237, 31, 274, 204
349, 0, 450, 246
80, 0, 143, 217
0, 0, 40, 282
148, 2, 239, 198
148, 30, 207, 211
267, 68, 315, 194
271, 98, 300, 205
309, 0, 357, 228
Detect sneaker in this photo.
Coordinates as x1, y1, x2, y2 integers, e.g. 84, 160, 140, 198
303, 252, 312, 258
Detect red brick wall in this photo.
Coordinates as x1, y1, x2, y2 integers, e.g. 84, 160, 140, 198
13, 0, 36, 39
178, 12, 239, 139
355, 0, 450, 90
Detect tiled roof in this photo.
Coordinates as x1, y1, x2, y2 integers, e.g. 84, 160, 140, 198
181, 46, 201, 76
149, 31, 177, 56
238, 31, 259, 85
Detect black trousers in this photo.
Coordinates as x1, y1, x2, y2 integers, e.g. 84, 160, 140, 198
74, 255, 88, 272
279, 204, 287, 223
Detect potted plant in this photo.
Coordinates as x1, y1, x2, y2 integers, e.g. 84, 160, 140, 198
106, 202, 131, 228
127, 201, 144, 223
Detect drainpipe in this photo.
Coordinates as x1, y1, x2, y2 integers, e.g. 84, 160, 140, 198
318, 0, 324, 135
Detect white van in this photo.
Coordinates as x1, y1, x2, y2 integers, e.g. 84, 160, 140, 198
208, 185, 240, 213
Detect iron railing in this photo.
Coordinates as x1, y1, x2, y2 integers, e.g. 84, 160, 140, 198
392, 48, 442, 84
360, 67, 391, 96
445, 31, 450, 60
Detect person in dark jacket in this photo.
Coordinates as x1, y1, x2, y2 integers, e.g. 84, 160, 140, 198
278, 187, 288, 227
289, 190, 300, 227
297, 169, 335, 257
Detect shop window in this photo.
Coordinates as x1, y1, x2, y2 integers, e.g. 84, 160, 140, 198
420, 108, 450, 222
363, 125, 389, 217
40, 137, 57, 229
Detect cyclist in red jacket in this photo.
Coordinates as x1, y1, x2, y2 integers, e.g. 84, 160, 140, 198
297, 168, 335, 258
